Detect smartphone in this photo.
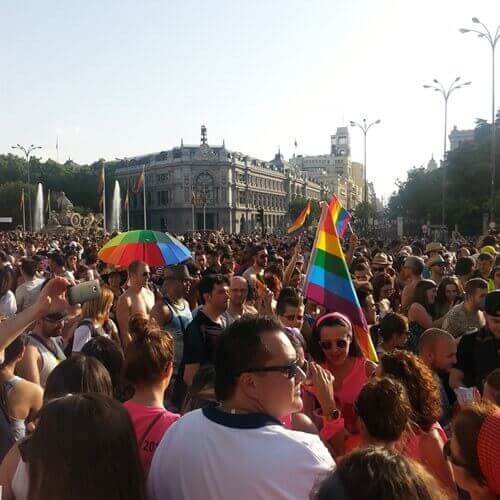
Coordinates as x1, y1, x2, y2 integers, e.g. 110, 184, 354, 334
67, 280, 101, 306
454, 386, 477, 407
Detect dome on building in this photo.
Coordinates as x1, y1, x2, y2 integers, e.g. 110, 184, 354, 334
427, 154, 438, 172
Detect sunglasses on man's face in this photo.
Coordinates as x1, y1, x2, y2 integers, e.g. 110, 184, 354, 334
142, 271, 151, 278
319, 338, 350, 351
243, 359, 303, 380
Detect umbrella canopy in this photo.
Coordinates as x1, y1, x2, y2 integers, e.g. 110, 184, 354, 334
98, 230, 192, 268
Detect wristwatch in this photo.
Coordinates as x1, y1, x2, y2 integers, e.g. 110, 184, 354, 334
325, 408, 341, 421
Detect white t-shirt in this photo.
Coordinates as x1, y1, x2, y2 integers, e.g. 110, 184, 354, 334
72, 320, 113, 352
0, 290, 17, 317
148, 405, 334, 500
15, 277, 45, 310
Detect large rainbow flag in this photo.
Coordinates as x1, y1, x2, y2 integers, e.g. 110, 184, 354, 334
304, 197, 378, 362
287, 200, 311, 236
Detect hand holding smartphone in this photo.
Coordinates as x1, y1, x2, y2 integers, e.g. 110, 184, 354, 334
67, 280, 101, 306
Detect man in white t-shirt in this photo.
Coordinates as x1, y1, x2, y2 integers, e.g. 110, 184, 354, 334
15, 259, 45, 312
149, 316, 334, 500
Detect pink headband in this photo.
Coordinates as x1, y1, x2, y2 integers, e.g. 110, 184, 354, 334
315, 312, 353, 332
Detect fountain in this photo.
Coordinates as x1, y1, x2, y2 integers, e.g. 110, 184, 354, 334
110, 180, 121, 232
33, 183, 44, 231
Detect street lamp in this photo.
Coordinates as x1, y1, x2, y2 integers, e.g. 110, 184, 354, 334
460, 18, 500, 225
423, 77, 471, 228
11, 144, 42, 231
349, 118, 381, 226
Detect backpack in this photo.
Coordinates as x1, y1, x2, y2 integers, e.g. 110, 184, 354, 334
64, 319, 112, 357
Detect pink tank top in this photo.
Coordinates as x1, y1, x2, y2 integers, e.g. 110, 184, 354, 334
124, 400, 180, 474
401, 422, 448, 463
328, 357, 368, 434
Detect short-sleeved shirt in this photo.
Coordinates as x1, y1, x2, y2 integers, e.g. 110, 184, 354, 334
182, 310, 226, 366
455, 327, 500, 389
15, 278, 45, 310
124, 400, 179, 474
442, 302, 485, 339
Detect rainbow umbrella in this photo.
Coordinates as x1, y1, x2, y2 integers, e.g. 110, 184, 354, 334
98, 230, 192, 267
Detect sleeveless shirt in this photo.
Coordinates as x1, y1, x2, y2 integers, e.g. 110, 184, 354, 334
27, 334, 66, 387
163, 298, 192, 374
3, 376, 26, 440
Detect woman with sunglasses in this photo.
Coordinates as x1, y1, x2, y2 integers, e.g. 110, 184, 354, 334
446, 402, 500, 500
308, 312, 376, 456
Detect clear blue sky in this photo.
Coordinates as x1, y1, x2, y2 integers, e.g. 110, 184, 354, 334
0, 0, 498, 199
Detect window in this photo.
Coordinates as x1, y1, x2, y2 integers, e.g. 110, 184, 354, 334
157, 191, 169, 206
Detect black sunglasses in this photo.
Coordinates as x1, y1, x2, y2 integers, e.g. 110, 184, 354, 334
243, 359, 302, 380
319, 339, 349, 351
142, 271, 151, 277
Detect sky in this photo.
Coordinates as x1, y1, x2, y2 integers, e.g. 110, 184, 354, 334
0, 0, 499, 199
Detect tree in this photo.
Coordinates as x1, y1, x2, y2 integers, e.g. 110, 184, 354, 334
388, 114, 499, 235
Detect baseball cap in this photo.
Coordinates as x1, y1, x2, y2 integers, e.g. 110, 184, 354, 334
484, 291, 500, 317
43, 312, 67, 322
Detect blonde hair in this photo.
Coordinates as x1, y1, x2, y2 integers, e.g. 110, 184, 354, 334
81, 286, 114, 323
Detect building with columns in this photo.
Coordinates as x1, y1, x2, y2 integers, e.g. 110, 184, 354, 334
113, 126, 327, 233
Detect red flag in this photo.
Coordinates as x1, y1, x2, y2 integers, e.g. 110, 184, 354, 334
133, 170, 145, 194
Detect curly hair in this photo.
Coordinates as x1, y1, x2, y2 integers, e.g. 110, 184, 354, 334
380, 350, 441, 432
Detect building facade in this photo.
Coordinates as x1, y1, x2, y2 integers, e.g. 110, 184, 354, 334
113, 126, 327, 233
289, 127, 366, 209
449, 126, 475, 151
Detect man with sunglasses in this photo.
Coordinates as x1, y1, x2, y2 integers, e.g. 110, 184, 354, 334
149, 316, 334, 500
116, 260, 155, 348
17, 312, 66, 387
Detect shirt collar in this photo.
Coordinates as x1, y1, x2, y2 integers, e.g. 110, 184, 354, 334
202, 403, 283, 429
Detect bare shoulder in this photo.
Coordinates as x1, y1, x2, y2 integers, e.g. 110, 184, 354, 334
420, 428, 445, 452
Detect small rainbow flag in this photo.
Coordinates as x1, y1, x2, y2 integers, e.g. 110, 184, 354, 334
287, 200, 311, 236
331, 195, 351, 239
304, 197, 377, 362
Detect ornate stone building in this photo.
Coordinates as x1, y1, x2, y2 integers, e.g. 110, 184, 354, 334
289, 127, 365, 210
113, 126, 327, 233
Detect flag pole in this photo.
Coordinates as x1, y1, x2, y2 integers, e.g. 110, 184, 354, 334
102, 164, 107, 234
21, 189, 26, 232
142, 166, 147, 230
302, 201, 329, 296
191, 191, 195, 232
47, 189, 51, 220
126, 188, 130, 231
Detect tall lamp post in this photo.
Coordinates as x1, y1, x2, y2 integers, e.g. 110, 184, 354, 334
349, 118, 381, 226
423, 77, 471, 228
11, 144, 42, 231
460, 18, 500, 225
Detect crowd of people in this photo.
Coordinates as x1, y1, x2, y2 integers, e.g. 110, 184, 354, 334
0, 227, 498, 499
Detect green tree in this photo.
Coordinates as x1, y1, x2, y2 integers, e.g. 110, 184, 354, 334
388, 114, 499, 235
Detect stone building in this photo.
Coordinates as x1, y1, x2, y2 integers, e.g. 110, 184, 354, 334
289, 127, 365, 209
113, 126, 327, 233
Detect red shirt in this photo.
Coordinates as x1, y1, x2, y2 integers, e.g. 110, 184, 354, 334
124, 400, 180, 474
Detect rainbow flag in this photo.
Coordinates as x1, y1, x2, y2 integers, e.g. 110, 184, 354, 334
287, 200, 311, 236
331, 195, 351, 239
304, 198, 378, 362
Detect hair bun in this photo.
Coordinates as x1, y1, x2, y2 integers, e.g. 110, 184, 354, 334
128, 313, 151, 341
